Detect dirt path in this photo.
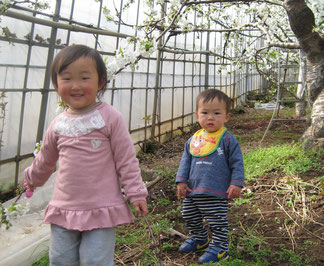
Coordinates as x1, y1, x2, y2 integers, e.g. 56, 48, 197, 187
122, 107, 324, 265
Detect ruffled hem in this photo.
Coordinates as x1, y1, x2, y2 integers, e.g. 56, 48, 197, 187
43, 203, 135, 231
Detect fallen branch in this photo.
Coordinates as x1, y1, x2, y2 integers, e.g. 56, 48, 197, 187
167, 228, 187, 240
276, 201, 299, 226
114, 253, 126, 265
302, 227, 324, 242
147, 175, 163, 189
284, 221, 296, 251
144, 217, 164, 266
300, 186, 308, 222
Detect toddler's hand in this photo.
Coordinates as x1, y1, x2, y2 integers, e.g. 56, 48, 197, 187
177, 182, 192, 200
226, 185, 242, 199
24, 179, 33, 198
132, 200, 148, 217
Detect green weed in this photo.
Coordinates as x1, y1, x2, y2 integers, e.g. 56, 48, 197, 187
244, 143, 324, 181
275, 245, 303, 265
155, 166, 176, 180
116, 224, 148, 246
150, 214, 176, 232
303, 240, 319, 247
32, 253, 49, 266
318, 175, 324, 194
228, 226, 310, 265
165, 205, 182, 217
232, 198, 250, 207
162, 242, 174, 250
228, 215, 312, 265
136, 150, 153, 160
157, 198, 171, 206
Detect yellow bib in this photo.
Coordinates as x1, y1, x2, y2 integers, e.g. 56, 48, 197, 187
189, 127, 227, 157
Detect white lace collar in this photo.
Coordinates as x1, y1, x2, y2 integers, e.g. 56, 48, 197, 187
53, 109, 105, 137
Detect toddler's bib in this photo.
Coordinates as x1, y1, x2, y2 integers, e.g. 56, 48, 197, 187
189, 127, 227, 157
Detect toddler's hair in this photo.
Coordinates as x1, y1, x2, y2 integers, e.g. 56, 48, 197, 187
51, 44, 107, 98
196, 89, 232, 113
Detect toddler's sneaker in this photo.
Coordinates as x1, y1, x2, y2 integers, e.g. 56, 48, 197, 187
198, 246, 229, 264
179, 238, 210, 254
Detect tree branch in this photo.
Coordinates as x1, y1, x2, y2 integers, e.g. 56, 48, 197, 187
160, 47, 232, 60
185, 0, 282, 7
262, 42, 300, 50
156, 0, 190, 43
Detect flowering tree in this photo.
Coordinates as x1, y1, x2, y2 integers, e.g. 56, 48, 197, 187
104, 0, 323, 148
1, 0, 323, 149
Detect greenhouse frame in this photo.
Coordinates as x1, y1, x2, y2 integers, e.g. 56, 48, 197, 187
1, 0, 291, 192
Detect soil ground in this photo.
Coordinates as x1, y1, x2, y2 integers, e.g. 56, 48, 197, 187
116, 107, 324, 265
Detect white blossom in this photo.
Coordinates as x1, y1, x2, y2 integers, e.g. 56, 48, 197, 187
1, 202, 30, 229
170, 0, 181, 6
55, 105, 64, 114
33, 141, 42, 156
2, 0, 12, 4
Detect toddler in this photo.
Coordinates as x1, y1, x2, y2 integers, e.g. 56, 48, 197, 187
176, 89, 244, 264
24, 44, 148, 266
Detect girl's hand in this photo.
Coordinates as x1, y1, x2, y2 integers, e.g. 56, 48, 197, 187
24, 179, 34, 198
226, 185, 242, 199
177, 182, 192, 200
132, 200, 148, 217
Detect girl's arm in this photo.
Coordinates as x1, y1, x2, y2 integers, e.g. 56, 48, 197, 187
24, 125, 59, 191
109, 111, 148, 204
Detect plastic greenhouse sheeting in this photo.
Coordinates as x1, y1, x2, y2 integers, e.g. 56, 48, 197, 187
0, 173, 56, 266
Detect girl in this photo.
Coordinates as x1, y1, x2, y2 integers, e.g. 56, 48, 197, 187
24, 44, 148, 266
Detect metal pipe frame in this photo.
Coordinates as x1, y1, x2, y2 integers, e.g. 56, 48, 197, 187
0, 0, 267, 190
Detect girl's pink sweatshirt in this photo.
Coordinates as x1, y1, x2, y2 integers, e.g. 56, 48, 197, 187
24, 102, 147, 231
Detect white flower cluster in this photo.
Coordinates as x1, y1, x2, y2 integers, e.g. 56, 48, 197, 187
1, 0, 12, 5
33, 141, 42, 156
170, 0, 181, 6
55, 105, 64, 114
102, 6, 118, 22
1, 202, 30, 230
55, 100, 69, 114
106, 37, 156, 81
4, 203, 29, 220
309, 1, 324, 32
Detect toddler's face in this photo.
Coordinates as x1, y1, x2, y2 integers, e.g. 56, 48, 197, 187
56, 56, 102, 112
196, 98, 230, 133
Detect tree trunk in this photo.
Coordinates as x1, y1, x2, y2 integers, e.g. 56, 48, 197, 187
296, 60, 306, 117
283, 0, 324, 148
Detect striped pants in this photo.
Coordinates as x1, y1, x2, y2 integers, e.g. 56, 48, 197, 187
182, 195, 229, 250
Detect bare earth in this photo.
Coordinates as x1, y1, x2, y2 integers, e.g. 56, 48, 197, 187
120, 108, 324, 265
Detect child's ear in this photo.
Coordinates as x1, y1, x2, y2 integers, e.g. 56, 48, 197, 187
225, 112, 231, 122
195, 112, 199, 119
98, 77, 106, 90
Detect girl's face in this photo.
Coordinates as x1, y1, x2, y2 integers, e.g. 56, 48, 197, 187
196, 97, 230, 133
56, 56, 103, 112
